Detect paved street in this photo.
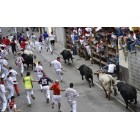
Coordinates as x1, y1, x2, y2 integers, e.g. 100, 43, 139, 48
1, 39, 140, 112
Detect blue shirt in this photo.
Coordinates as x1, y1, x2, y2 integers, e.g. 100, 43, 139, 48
43, 33, 49, 39
74, 34, 78, 41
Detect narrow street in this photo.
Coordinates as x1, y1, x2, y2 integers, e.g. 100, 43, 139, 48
1, 41, 139, 112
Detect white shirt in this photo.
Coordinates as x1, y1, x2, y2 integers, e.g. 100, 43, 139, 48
0, 84, 7, 93
71, 34, 74, 41
64, 88, 79, 103
49, 34, 55, 41
15, 56, 24, 66
51, 60, 62, 70
108, 64, 116, 73
35, 65, 43, 75
9, 69, 18, 81
6, 76, 14, 87
85, 27, 92, 32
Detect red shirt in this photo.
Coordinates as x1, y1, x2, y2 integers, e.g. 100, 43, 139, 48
50, 83, 61, 95
5, 38, 10, 46
2, 39, 6, 45
20, 41, 26, 49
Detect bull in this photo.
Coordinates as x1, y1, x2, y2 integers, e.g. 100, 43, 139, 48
77, 64, 94, 88
60, 49, 74, 64
94, 70, 117, 100
21, 53, 33, 69
116, 82, 137, 109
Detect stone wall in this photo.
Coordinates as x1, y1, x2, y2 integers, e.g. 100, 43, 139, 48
128, 47, 140, 90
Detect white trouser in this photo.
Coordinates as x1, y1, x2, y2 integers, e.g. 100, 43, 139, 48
38, 42, 42, 51
37, 74, 43, 89
26, 44, 31, 51
32, 39, 36, 47
52, 95, 61, 105
25, 89, 34, 104
85, 45, 91, 56
68, 101, 77, 112
55, 69, 62, 81
7, 86, 14, 100
0, 92, 7, 112
18, 64, 24, 74
6, 45, 11, 52
42, 85, 50, 100
26, 31, 30, 38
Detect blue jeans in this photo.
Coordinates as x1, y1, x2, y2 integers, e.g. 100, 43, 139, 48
130, 38, 140, 51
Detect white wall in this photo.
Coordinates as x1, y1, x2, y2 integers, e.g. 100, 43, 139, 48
118, 38, 128, 68
54, 27, 66, 47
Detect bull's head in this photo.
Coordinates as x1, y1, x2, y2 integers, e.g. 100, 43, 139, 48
94, 70, 103, 78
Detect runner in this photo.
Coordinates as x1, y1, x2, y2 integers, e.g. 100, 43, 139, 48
38, 73, 53, 103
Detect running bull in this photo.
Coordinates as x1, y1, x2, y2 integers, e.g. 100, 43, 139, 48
60, 49, 74, 64
77, 64, 94, 88
116, 82, 137, 109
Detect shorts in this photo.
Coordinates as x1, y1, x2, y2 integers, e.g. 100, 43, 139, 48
52, 95, 61, 104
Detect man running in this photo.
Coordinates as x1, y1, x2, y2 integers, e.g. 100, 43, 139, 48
23, 72, 37, 107
50, 57, 63, 82
34, 61, 45, 92
64, 83, 79, 112
50, 80, 65, 112
38, 73, 53, 103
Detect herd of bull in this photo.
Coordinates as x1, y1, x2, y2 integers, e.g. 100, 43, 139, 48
60, 49, 137, 109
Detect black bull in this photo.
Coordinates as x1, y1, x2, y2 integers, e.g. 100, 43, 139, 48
60, 50, 74, 64
77, 64, 94, 88
117, 82, 137, 109
21, 54, 34, 69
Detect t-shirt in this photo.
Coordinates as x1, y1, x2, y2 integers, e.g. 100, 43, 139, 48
15, 56, 24, 66
20, 41, 26, 49
64, 88, 79, 102
49, 34, 55, 41
5, 38, 10, 46
6, 77, 14, 87
9, 69, 18, 81
39, 77, 53, 86
51, 60, 62, 70
35, 65, 43, 75
50, 83, 61, 95
43, 33, 49, 39
23, 76, 33, 89
108, 64, 116, 73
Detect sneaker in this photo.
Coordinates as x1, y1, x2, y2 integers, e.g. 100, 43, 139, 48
17, 93, 20, 96
46, 98, 49, 103
41, 89, 43, 92
61, 79, 63, 82
31, 95, 35, 100
58, 110, 62, 112
28, 104, 32, 107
